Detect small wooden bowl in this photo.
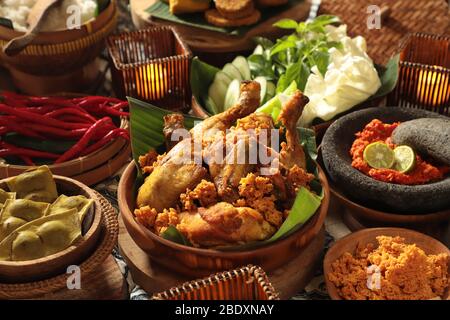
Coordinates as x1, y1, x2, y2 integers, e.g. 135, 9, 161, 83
0, 175, 102, 283
118, 161, 330, 277
323, 227, 450, 300
0, 1, 117, 76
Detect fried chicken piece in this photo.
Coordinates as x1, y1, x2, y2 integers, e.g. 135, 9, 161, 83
278, 90, 309, 170
177, 202, 275, 247
163, 114, 186, 151
215, 0, 255, 19
205, 9, 261, 28
136, 139, 207, 212
180, 179, 218, 211
191, 81, 261, 145
208, 136, 256, 203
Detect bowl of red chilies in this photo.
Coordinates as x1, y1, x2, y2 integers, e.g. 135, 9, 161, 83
0, 92, 130, 182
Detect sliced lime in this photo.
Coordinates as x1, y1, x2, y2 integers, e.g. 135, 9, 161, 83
393, 145, 416, 173
363, 142, 395, 169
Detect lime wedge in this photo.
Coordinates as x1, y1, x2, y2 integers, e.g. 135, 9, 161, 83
363, 142, 395, 169
393, 145, 416, 173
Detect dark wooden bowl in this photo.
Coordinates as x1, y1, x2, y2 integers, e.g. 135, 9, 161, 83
323, 227, 450, 300
322, 107, 450, 213
0, 175, 102, 283
118, 161, 330, 277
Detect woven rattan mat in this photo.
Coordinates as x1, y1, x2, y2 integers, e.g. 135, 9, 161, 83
319, 0, 450, 65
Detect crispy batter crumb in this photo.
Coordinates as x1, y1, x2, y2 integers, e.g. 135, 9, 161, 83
138, 150, 165, 174
286, 165, 315, 193
180, 180, 218, 211
239, 173, 273, 200
134, 205, 158, 228
134, 206, 179, 235
155, 208, 179, 234
328, 236, 449, 300
238, 173, 283, 227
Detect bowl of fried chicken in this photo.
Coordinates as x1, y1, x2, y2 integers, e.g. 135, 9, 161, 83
119, 81, 329, 277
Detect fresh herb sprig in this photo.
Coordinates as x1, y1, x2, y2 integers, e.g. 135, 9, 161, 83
248, 15, 341, 93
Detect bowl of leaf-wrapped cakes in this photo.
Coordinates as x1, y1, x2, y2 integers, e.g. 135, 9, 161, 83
0, 166, 102, 283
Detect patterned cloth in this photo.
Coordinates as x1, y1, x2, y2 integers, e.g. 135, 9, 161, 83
99, 0, 343, 301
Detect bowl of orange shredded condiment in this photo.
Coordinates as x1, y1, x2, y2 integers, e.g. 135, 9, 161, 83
324, 228, 449, 300
322, 107, 450, 213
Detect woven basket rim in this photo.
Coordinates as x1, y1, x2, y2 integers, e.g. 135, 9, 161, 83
0, 0, 116, 38
0, 192, 119, 299
152, 265, 280, 300
107, 26, 193, 70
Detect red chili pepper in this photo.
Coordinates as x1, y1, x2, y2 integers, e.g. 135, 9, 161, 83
0, 104, 86, 130
45, 107, 97, 123
0, 126, 7, 135
18, 155, 35, 166
110, 101, 129, 111
57, 115, 94, 124
55, 117, 113, 163
0, 117, 44, 139
73, 96, 123, 106
26, 97, 76, 108
25, 123, 87, 139
80, 128, 130, 156
99, 103, 129, 117
0, 143, 60, 159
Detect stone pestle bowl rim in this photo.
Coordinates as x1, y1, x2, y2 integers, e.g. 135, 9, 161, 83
321, 106, 450, 214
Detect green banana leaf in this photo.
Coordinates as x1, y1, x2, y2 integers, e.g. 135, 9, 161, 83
128, 97, 323, 251
190, 54, 400, 117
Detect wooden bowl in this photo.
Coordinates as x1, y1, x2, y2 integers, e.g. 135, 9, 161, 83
0, 1, 117, 76
118, 161, 330, 277
323, 227, 450, 300
0, 175, 102, 283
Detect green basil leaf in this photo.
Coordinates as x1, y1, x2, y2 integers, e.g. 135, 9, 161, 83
253, 36, 274, 49
270, 40, 297, 57
309, 15, 340, 27
273, 18, 298, 30
311, 50, 329, 77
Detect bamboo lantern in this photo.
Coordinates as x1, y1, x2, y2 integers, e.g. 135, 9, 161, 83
107, 27, 192, 112
387, 33, 450, 116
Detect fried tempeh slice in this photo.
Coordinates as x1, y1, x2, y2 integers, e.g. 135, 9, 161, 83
205, 9, 261, 28
215, 0, 255, 19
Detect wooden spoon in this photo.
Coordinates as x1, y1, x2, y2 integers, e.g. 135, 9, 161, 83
3, 0, 63, 56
